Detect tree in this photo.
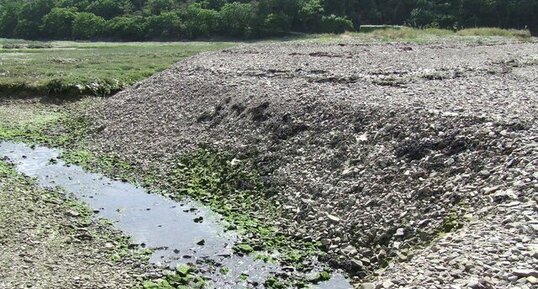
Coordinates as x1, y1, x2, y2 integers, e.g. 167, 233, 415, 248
184, 3, 220, 38
14, 19, 41, 39
263, 12, 292, 34
299, 0, 324, 31
145, 12, 183, 39
42, 7, 78, 39
0, 1, 20, 38
57, 0, 91, 10
127, 0, 147, 11
198, 0, 226, 10
219, 2, 256, 37
14, 0, 56, 39
17, 0, 55, 21
86, 0, 125, 20
258, 0, 301, 20
72, 12, 105, 39
144, 0, 175, 15
320, 14, 354, 33
105, 15, 145, 40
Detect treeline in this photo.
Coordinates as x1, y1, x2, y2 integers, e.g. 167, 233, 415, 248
0, 0, 536, 41
0, 0, 356, 40
339, 0, 537, 35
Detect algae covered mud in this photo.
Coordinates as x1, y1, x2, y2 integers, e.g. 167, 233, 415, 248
0, 141, 351, 289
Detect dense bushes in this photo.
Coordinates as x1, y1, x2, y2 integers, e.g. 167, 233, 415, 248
72, 12, 105, 39
219, 2, 256, 37
0, 0, 536, 41
42, 7, 77, 39
183, 4, 220, 38
144, 12, 183, 39
106, 16, 145, 40
320, 15, 354, 33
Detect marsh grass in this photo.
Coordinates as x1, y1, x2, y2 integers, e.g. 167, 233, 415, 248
0, 40, 235, 97
295, 26, 534, 44
456, 27, 531, 38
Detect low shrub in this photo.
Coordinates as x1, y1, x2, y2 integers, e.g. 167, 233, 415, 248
46, 78, 124, 97
319, 15, 354, 34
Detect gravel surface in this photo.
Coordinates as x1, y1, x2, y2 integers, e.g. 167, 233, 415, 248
0, 162, 155, 289
88, 40, 538, 287
366, 199, 538, 289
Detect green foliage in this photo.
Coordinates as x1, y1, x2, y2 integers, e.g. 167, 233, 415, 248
44, 78, 123, 97
299, 0, 324, 31
263, 12, 292, 34
72, 12, 105, 39
42, 7, 78, 39
14, 0, 55, 38
3, 0, 535, 40
320, 15, 354, 33
0, 1, 20, 38
0, 111, 87, 148
219, 2, 256, 37
144, 0, 175, 15
142, 280, 174, 289
14, 19, 40, 39
144, 12, 183, 39
106, 15, 145, 40
258, 0, 301, 33
183, 3, 220, 38
86, 0, 125, 20
18, 0, 55, 23
198, 0, 226, 10
440, 211, 464, 233
235, 243, 254, 254
264, 277, 286, 289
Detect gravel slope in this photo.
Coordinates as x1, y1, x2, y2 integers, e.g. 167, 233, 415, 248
368, 199, 538, 289
88, 40, 538, 287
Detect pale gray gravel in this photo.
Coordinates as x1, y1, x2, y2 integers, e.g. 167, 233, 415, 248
87, 40, 538, 286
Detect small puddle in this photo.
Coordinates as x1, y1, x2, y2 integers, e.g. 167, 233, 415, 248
0, 142, 352, 289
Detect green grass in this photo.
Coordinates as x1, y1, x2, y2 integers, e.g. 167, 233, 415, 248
359, 24, 405, 33
456, 27, 532, 38
292, 26, 534, 44
0, 40, 235, 97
